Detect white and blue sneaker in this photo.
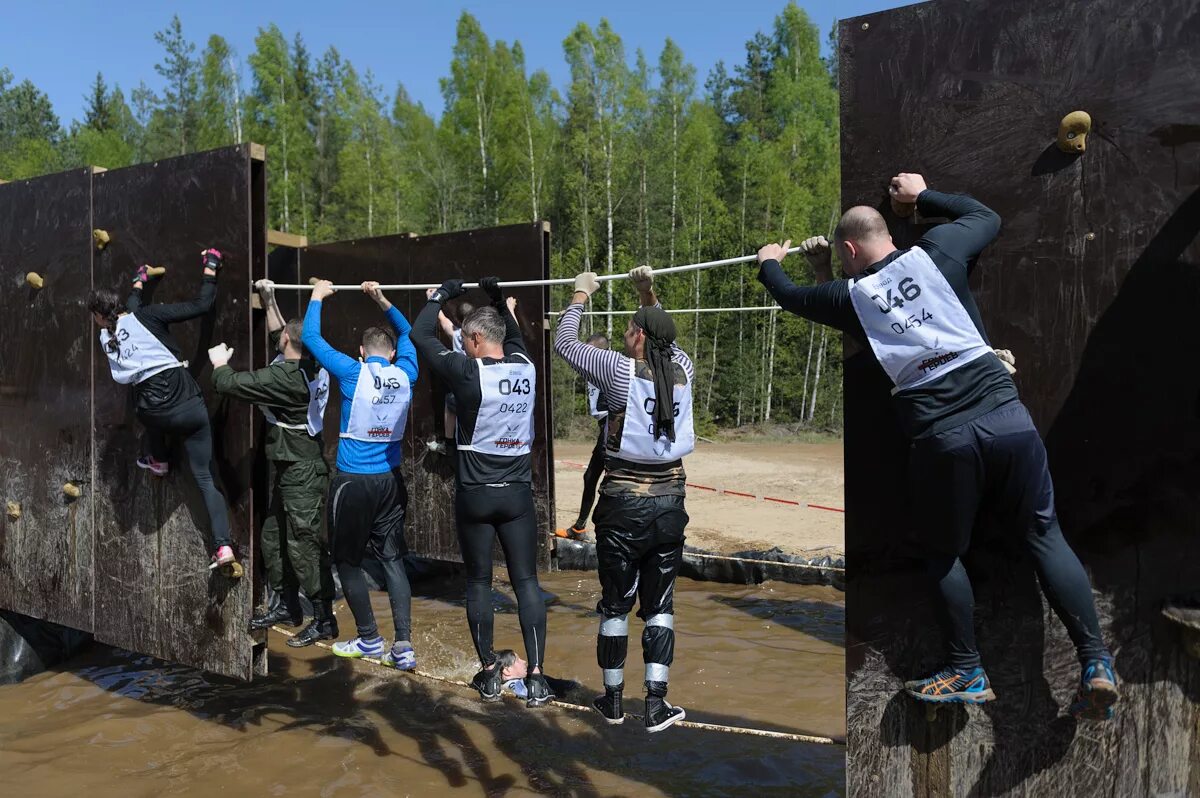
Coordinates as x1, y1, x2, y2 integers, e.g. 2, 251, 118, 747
332, 636, 385, 659
381, 643, 417, 671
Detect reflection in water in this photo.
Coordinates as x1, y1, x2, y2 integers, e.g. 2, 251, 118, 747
0, 573, 844, 797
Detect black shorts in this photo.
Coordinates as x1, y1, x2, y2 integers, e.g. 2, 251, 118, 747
328, 468, 408, 566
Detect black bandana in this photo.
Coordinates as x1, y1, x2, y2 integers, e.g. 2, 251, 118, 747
632, 306, 679, 442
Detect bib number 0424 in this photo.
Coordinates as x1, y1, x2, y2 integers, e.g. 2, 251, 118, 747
871, 276, 922, 313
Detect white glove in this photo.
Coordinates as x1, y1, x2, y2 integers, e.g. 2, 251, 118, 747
574, 272, 601, 296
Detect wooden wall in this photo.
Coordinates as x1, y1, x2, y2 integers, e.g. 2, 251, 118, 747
840, 0, 1200, 795
0, 146, 265, 680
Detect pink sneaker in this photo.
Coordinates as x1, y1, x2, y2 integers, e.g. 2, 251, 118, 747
210, 545, 236, 570
136, 456, 169, 477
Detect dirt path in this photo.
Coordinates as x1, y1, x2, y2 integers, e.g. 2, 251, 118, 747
553, 439, 845, 556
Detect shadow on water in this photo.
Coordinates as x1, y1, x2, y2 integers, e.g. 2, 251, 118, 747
63, 643, 844, 797
707, 594, 845, 649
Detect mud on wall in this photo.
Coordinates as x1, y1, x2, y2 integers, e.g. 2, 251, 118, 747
839, 0, 1200, 795
0, 146, 264, 680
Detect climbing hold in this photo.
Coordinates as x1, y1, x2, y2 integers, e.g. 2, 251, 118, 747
146, 266, 166, 278
1085, 232, 1096, 242
93, 229, 111, 250
1056, 111, 1092, 154
861, 22, 870, 30
5, 501, 20, 521
25, 272, 44, 289
62, 483, 82, 500
890, 198, 916, 218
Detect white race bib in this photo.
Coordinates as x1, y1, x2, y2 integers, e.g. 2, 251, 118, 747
849, 246, 992, 393
260, 354, 330, 437
99, 314, 186, 385
587, 381, 608, 419
613, 359, 695, 464
341, 361, 411, 442
459, 354, 536, 457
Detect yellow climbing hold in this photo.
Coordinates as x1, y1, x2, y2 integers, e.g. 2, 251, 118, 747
25, 272, 44, 289
146, 266, 166, 277
5, 501, 20, 521
93, 229, 111, 250
1057, 111, 1092, 154
62, 483, 82, 499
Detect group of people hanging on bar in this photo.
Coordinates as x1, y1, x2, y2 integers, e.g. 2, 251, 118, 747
87, 169, 1118, 727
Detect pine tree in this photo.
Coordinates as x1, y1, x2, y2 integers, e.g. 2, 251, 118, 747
151, 15, 200, 155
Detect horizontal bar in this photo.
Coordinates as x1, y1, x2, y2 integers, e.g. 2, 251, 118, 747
547, 305, 781, 317
262, 247, 801, 291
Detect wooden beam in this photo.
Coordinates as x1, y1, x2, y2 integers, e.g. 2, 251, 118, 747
89, 166, 107, 175
268, 229, 307, 249
248, 142, 265, 162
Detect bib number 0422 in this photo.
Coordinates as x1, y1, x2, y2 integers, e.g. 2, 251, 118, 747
871, 277, 922, 313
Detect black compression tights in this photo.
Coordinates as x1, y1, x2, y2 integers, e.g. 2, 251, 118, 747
456, 484, 547, 669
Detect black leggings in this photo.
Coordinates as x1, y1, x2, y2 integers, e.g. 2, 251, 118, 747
911, 401, 1109, 670
575, 419, 606, 528
137, 396, 231, 548
456, 483, 546, 669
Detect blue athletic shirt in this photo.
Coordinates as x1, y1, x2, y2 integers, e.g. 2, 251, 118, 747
301, 299, 419, 474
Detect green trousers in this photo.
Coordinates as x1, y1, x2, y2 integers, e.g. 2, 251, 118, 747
261, 458, 335, 601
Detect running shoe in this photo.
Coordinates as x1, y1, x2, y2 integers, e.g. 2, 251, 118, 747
332, 636, 385, 658
471, 666, 503, 702
136, 456, 169, 477
381, 643, 417, 671
1070, 658, 1119, 720
208, 545, 236, 570
904, 666, 996, 704
524, 673, 555, 707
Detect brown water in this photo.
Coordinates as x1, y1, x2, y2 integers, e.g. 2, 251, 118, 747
0, 572, 845, 797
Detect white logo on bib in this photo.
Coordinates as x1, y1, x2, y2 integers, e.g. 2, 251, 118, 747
459, 354, 536, 457
99, 315, 186, 385
586, 381, 608, 419
341, 361, 411, 442
849, 246, 992, 393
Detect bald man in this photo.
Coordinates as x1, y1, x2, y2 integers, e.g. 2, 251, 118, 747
756, 174, 1117, 721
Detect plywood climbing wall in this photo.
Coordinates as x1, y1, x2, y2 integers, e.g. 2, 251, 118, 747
839, 0, 1200, 795
0, 145, 266, 681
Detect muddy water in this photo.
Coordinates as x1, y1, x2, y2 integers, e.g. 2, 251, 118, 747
0, 573, 844, 797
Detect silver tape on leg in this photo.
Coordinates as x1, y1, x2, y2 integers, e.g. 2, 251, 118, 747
645, 613, 674, 630
599, 615, 629, 636
645, 663, 670, 682
603, 668, 624, 687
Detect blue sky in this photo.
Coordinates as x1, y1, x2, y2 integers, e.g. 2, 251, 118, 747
4, 0, 909, 125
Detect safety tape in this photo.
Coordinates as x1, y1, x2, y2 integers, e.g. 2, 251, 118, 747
268, 625, 842, 746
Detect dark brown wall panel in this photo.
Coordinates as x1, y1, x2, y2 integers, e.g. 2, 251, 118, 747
90, 146, 259, 680
840, 0, 1200, 795
0, 169, 95, 633
299, 223, 553, 568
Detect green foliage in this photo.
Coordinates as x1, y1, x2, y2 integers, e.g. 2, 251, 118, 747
0, 1, 843, 432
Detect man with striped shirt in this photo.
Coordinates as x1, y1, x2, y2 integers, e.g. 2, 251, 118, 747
553, 265, 695, 733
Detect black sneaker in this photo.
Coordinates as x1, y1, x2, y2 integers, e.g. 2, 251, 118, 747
286, 600, 338, 648
644, 696, 686, 733
524, 673, 555, 708
592, 685, 625, 725
471, 666, 502, 703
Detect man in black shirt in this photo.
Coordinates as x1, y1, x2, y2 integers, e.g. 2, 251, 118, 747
758, 173, 1117, 720
411, 276, 553, 707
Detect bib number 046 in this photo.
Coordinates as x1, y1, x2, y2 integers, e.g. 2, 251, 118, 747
871, 277, 922, 313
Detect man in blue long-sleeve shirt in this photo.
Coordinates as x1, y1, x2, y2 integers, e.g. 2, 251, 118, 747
302, 279, 420, 670
757, 173, 1117, 720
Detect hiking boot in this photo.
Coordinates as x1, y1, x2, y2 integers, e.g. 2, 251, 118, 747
1071, 657, 1119, 720
332, 635, 384, 658
592, 684, 624, 725
905, 666, 996, 704
381, 642, 417, 671
524, 672, 555, 708
471, 665, 503, 703
250, 589, 303, 630
137, 456, 169, 477
287, 600, 339, 647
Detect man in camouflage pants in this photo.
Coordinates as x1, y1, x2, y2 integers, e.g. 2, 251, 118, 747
209, 279, 338, 647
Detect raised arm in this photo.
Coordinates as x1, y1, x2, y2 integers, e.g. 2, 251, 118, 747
756, 241, 854, 331
410, 281, 473, 384
889, 173, 1001, 269
299, 282, 359, 381
552, 272, 629, 388
360, 281, 418, 385
256, 280, 286, 333
480, 276, 527, 358
134, 249, 224, 325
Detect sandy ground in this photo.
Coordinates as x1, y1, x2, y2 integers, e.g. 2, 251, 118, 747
553, 439, 845, 557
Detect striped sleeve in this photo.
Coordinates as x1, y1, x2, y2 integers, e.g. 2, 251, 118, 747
552, 303, 631, 413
